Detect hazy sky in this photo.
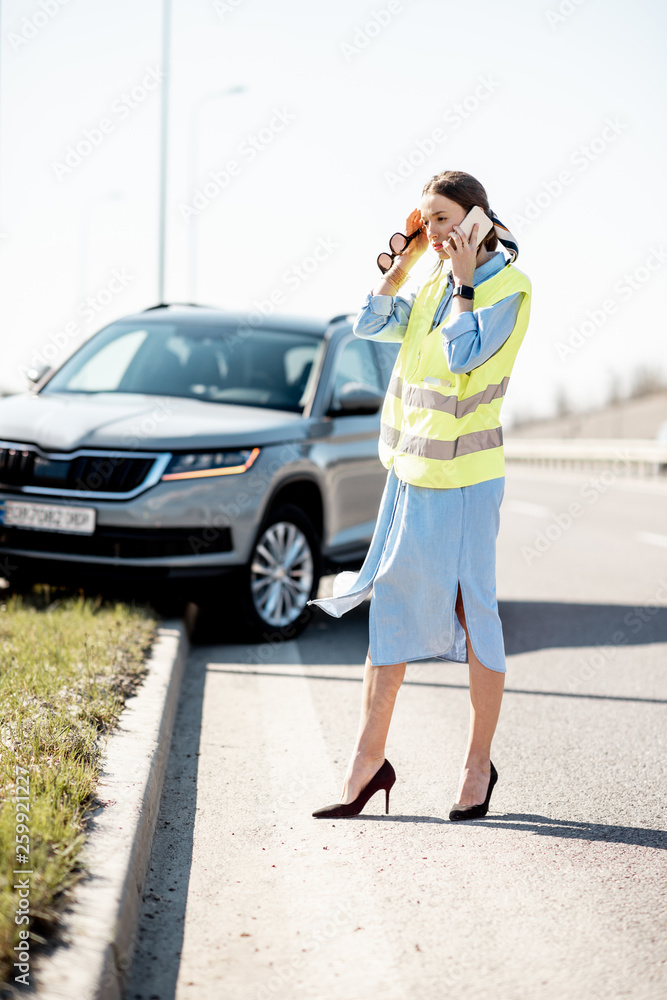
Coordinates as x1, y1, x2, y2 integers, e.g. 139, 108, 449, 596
1, 0, 666, 423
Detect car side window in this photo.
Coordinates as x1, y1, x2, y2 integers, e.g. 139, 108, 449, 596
329, 338, 384, 412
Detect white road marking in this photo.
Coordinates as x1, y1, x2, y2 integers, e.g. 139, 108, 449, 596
505, 499, 554, 518
637, 531, 667, 548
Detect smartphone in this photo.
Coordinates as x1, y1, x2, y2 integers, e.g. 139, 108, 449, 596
458, 205, 494, 248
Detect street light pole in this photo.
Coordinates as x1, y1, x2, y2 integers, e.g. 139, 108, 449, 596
0, 0, 4, 246
157, 0, 172, 304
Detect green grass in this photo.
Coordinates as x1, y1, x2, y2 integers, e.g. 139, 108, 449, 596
0, 591, 157, 984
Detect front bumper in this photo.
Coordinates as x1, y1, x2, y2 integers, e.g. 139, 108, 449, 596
0, 445, 296, 584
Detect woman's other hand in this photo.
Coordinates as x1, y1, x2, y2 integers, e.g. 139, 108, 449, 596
371, 207, 427, 297
396, 207, 428, 265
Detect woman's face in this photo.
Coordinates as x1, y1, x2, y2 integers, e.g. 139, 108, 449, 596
420, 192, 469, 260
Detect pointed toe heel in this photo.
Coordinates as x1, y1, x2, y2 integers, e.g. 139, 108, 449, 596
448, 760, 498, 822
312, 759, 396, 819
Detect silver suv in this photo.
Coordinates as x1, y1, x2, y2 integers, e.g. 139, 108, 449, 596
0, 305, 398, 638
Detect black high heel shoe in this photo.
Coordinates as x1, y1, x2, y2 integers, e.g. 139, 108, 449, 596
448, 760, 498, 821
312, 759, 396, 819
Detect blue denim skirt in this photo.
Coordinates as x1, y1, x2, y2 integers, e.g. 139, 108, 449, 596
308, 467, 506, 671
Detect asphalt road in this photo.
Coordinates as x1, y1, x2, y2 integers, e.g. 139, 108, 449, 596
125, 466, 667, 1000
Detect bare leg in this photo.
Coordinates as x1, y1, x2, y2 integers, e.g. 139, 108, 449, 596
454, 584, 505, 807
339, 647, 406, 804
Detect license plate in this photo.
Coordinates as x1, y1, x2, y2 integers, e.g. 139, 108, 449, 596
0, 500, 96, 535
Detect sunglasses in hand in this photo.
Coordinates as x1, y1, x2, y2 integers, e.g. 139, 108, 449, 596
377, 227, 424, 273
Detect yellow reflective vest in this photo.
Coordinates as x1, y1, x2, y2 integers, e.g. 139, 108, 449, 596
378, 261, 532, 489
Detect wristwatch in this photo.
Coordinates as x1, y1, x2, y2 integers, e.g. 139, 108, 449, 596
452, 283, 474, 300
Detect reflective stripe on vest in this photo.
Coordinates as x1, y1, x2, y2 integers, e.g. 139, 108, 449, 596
387, 373, 510, 418
379, 260, 531, 489
380, 423, 502, 460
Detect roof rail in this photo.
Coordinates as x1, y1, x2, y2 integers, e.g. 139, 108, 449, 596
141, 302, 209, 312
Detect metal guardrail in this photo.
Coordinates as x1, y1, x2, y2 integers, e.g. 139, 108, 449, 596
503, 438, 667, 476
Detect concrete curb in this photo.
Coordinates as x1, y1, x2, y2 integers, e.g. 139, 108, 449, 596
26, 616, 190, 1000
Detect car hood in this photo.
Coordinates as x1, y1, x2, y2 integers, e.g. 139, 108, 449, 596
0, 392, 308, 451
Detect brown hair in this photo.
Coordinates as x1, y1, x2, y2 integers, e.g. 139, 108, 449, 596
422, 170, 498, 253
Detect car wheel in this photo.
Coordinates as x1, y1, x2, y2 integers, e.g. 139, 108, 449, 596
191, 503, 322, 644
240, 503, 321, 641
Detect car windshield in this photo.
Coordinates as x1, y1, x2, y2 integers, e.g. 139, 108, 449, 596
42, 319, 324, 413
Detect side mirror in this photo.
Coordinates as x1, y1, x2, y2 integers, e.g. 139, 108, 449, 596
331, 381, 384, 416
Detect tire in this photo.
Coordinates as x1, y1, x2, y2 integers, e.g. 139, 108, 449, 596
193, 503, 321, 644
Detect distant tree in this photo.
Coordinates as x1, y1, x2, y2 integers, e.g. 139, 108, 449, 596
554, 386, 571, 418
629, 365, 665, 399
607, 372, 622, 406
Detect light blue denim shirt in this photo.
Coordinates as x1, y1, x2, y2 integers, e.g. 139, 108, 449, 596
352, 251, 523, 374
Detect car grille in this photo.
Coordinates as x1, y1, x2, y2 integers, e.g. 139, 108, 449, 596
0, 525, 232, 559
0, 444, 163, 498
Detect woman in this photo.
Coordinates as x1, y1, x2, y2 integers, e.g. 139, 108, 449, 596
309, 169, 531, 822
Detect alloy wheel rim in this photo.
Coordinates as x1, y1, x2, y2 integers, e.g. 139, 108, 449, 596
250, 521, 314, 627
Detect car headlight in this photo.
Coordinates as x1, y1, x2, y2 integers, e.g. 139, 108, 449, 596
161, 447, 260, 480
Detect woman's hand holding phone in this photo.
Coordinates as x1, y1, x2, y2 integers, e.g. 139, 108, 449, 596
446, 223, 479, 287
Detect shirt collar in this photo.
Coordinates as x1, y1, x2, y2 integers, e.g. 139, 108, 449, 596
446, 250, 507, 288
